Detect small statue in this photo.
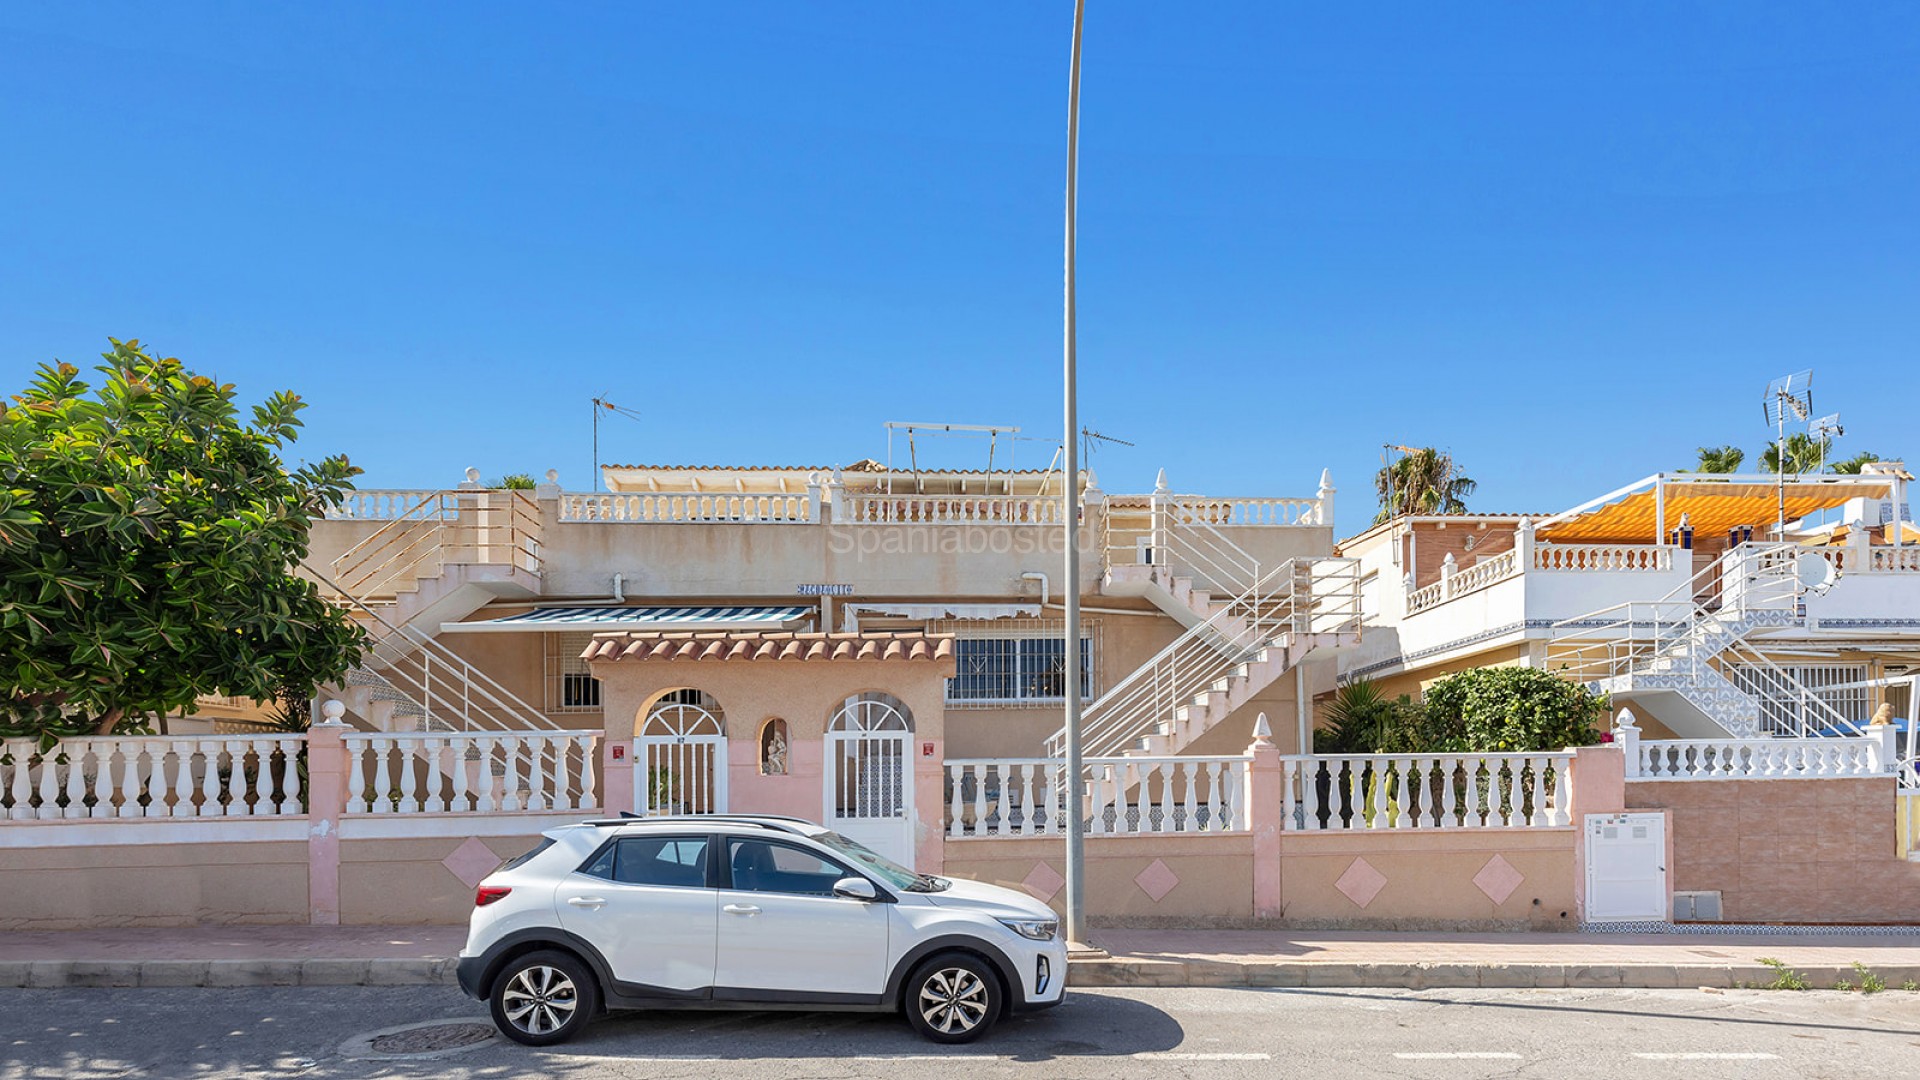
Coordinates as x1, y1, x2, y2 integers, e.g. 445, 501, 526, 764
762, 723, 789, 775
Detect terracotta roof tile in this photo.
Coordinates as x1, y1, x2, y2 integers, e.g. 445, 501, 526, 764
584, 631, 957, 665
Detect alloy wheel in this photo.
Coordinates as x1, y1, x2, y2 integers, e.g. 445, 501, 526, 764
917, 967, 990, 1035
501, 965, 579, 1036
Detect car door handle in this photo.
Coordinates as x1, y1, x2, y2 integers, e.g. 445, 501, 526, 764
567, 896, 608, 909
723, 903, 761, 916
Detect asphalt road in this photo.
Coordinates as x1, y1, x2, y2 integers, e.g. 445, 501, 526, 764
4, 984, 1918, 1079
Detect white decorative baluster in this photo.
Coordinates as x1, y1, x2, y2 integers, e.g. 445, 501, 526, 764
1018, 764, 1038, 836
117, 742, 143, 819
1503, 757, 1523, 827
342, 740, 364, 812
249, 739, 275, 816
1437, 757, 1459, 828
370, 737, 395, 813
224, 739, 251, 816
277, 740, 302, 815
525, 737, 548, 811
994, 763, 1014, 836
168, 741, 194, 818
473, 740, 496, 812
947, 764, 964, 837
64, 744, 88, 820
1182, 761, 1200, 833
1304, 758, 1324, 831
498, 737, 522, 812
551, 737, 575, 810
971, 763, 989, 836
143, 739, 168, 818
578, 735, 598, 810
1089, 764, 1109, 835
419, 738, 445, 813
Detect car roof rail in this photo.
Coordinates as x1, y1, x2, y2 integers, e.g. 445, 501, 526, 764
572, 815, 816, 834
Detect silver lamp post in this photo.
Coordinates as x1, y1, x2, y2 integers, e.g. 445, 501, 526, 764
1060, 0, 1087, 946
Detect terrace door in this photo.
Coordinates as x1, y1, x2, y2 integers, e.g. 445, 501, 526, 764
824, 695, 915, 868
637, 699, 728, 816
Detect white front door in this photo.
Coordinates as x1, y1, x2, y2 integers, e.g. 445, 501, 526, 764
714, 836, 891, 997
637, 699, 728, 815
1585, 812, 1668, 921
824, 697, 915, 867
555, 834, 717, 995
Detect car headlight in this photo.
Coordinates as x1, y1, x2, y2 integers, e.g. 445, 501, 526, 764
998, 917, 1058, 941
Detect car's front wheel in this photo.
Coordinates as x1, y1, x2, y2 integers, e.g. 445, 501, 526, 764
489, 949, 600, 1047
903, 952, 1003, 1043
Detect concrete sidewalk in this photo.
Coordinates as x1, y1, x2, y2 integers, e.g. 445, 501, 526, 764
4, 924, 1919, 990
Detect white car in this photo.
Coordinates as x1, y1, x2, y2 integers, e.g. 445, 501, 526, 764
456, 815, 1068, 1046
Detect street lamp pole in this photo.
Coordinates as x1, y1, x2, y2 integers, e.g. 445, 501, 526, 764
1061, 0, 1087, 947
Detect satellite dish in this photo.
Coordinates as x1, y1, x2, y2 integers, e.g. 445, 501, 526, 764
1794, 551, 1838, 594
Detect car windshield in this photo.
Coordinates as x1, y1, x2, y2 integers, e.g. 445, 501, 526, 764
811, 831, 947, 892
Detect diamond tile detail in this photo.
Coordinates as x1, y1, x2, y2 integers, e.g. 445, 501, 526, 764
442, 837, 501, 889
1333, 857, 1387, 909
1472, 853, 1525, 906
1134, 859, 1180, 903
1020, 861, 1066, 902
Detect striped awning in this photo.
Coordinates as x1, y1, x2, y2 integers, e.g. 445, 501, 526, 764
441, 605, 814, 634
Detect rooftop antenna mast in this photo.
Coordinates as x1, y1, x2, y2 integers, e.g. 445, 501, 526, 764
1080, 427, 1134, 473
590, 393, 645, 492
1762, 371, 1813, 536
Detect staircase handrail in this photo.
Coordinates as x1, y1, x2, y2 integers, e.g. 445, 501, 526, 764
1717, 638, 1862, 739
308, 562, 557, 731
329, 490, 542, 599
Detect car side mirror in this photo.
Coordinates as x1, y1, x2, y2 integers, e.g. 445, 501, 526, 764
832, 876, 878, 902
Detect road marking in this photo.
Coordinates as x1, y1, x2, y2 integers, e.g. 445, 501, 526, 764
1635, 1045, 1781, 1053
1394, 1052, 1524, 1060
1136, 1045, 1274, 1053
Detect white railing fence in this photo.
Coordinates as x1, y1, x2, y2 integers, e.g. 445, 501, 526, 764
324, 490, 448, 521
840, 492, 1065, 526
2, 735, 305, 820
1407, 548, 1522, 614
1280, 752, 1573, 831
1626, 735, 1892, 780
944, 756, 1246, 837
560, 491, 817, 524
1532, 543, 1676, 572
342, 731, 600, 814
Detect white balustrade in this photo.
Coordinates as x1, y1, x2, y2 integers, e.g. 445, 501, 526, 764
559, 492, 815, 524
0, 736, 304, 820
342, 731, 601, 814
1631, 737, 1888, 780
944, 756, 1247, 837
1871, 547, 1920, 573
844, 493, 1064, 526
1166, 497, 1323, 528
1279, 753, 1572, 831
324, 490, 446, 520
1406, 549, 1521, 614
1532, 544, 1675, 572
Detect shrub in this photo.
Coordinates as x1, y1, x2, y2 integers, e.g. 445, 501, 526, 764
1418, 667, 1607, 753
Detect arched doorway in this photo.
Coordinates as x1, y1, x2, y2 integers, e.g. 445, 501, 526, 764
637, 689, 727, 816
824, 692, 915, 866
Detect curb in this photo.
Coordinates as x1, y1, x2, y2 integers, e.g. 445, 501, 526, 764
0, 957, 458, 989
1065, 957, 1920, 991
5, 955, 1917, 992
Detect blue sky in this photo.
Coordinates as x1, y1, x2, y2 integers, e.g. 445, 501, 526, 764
3, 3, 1917, 537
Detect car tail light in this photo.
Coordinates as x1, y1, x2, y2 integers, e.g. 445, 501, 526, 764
475, 885, 512, 907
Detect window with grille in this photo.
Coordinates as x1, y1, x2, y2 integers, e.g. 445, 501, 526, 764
1726, 662, 1870, 732
936, 620, 1096, 707
545, 633, 604, 714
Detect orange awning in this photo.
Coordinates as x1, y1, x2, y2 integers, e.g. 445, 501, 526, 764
1537, 476, 1890, 544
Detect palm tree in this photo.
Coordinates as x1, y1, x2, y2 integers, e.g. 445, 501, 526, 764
1375, 447, 1476, 523
1830, 451, 1882, 475
1691, 445, 1744, 473
1760, 433, 1830, 475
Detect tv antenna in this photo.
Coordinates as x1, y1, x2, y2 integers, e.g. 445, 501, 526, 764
591, 393, 644, 492
1809, 413, 1844, 472
1080, 427, 1134, 471
1761, 371, 1814, 534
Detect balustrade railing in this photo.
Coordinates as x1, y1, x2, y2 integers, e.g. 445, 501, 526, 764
841, 493, 1064, 526
328, 490, 542, 599
323, 490, 448, 521
1163, 497, 1323, 528
1, 736, 304, 820
1279, 752, 1573, 830
342, 731, 599, 814
944, 756, 1246, 837
1629, 736, 1889, 780
559, 491, 816, 524
1406, 549, 1521, 614
1872, 547, 1920, 573
1532, 544, 1675, 572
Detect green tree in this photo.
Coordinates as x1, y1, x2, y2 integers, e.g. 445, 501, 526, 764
0, 340, 367, 740
487, 473, 537, 490
1830, 451, 1883, 475
1417, 667, 1607, 753
1760, 433, 1831, 475
1691, 445, 1744, 473
1375, 447, 1476, 523
1315, 680, 1403, 753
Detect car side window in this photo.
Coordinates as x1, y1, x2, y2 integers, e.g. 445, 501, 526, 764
727, 839, 851, 897
579, 836, 710, 889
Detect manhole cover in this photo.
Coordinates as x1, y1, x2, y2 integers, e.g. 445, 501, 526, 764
339, 1018, 499, 1061
371, 1023, 495, 1054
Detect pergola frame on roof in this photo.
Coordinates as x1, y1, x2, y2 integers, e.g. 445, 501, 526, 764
1534, 472, 1896, 545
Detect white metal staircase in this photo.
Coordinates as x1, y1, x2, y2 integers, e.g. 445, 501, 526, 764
1044, 482, 1360, 759
1552, 543, 1862, 740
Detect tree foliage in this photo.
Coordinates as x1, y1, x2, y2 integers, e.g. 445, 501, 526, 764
1691, 445, 1744, 473
1418, 667, 1607, 753
1830, 451, 1882, 475
1374, 447, 1476, 523
0, 340, 367, 740
1759, 432, 1831, 475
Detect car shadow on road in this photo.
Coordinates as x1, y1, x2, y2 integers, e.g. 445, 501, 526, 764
1267, 988, 1920, 1039
550, 991, 1185, 1061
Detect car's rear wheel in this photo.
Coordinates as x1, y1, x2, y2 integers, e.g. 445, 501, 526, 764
903, 952, 1002, 1043
489, 949, 600, 1047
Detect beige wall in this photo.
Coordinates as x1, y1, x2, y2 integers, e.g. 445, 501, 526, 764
338, 834, 547, 925
944, 835, 1255, 923
1628, 777, 1920, 924
0, 841, 308, 930
1275, 829, 1577, 930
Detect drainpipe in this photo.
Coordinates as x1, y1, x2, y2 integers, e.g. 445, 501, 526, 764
1020, 571, 1050, 607
611, 574, 625, 603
